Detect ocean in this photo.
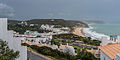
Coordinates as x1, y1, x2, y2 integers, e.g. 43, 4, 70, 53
83, 24, 120, 40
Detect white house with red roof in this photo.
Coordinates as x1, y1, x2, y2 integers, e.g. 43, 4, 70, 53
98, 36, 120, 60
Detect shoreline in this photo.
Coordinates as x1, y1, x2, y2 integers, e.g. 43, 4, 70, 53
72, 27, 86, 37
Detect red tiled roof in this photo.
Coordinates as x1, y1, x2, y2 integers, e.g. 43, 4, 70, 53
98, 43, 120, 59
59, 45, 67, 50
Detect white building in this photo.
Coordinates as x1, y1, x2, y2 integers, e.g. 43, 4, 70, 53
51, 45, 58, 49
26, 37, 46, 44
40, 24, 69, 34
98, 36, 120, 60
101, 36, 120, 46
30, 24, 34, 26
41, 24, 54, 30
0, 18, 27, 60
21, 36, 48, 45
59, 44, 77, 55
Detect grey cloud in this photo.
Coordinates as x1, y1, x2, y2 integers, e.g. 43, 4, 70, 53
0, 3, 15, 18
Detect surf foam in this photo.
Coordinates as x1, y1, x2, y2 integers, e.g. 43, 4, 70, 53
83, 24, 109, 40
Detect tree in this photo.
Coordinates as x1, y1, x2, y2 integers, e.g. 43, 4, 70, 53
76, 49, 99, 60
0, 40, 19, 60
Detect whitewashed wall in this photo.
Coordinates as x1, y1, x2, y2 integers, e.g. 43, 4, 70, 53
100, 51, 112, 60
101, 37, 109, 46
0, 18, 27, 60
115, 54, 120, 60
0, 18, 8, 41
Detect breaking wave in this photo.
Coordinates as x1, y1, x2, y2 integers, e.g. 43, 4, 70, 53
83, 24, 109, 40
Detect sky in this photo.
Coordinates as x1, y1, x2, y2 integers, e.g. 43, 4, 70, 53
0, 0, 120, 23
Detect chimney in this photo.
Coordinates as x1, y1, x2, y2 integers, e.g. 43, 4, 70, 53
110, 36, 113, 41
117, 36, 120, 43
67, 43, 68, 46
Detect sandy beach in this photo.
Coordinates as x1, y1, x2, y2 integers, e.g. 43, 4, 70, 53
72, 27, 86, 37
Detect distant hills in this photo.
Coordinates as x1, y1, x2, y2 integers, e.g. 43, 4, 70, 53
82, 20, 104, 24
8, 19, 88, 27
8, 20, 20, 24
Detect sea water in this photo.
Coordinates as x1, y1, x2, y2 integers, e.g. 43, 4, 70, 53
83, 24, 120, 40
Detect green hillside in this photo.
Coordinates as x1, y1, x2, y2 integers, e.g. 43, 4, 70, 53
26, 19, 88, 27
8, 19, 88, 27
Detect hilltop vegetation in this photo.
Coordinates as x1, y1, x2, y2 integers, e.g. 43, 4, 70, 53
8, 20, 20, 24
8, 23, 51, 34
8, 19, 88, 27
8, 19, 88, 34
25, 19, 88, 27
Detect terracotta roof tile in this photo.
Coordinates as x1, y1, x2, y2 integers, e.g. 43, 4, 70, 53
98, 43, 120, 59
59, 45, 67, 50
26, 41, 33, 45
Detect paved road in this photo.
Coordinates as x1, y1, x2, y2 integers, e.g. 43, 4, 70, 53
27, 51, 48, 60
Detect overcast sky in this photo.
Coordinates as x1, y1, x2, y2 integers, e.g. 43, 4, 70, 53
0, 0, 120, 23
